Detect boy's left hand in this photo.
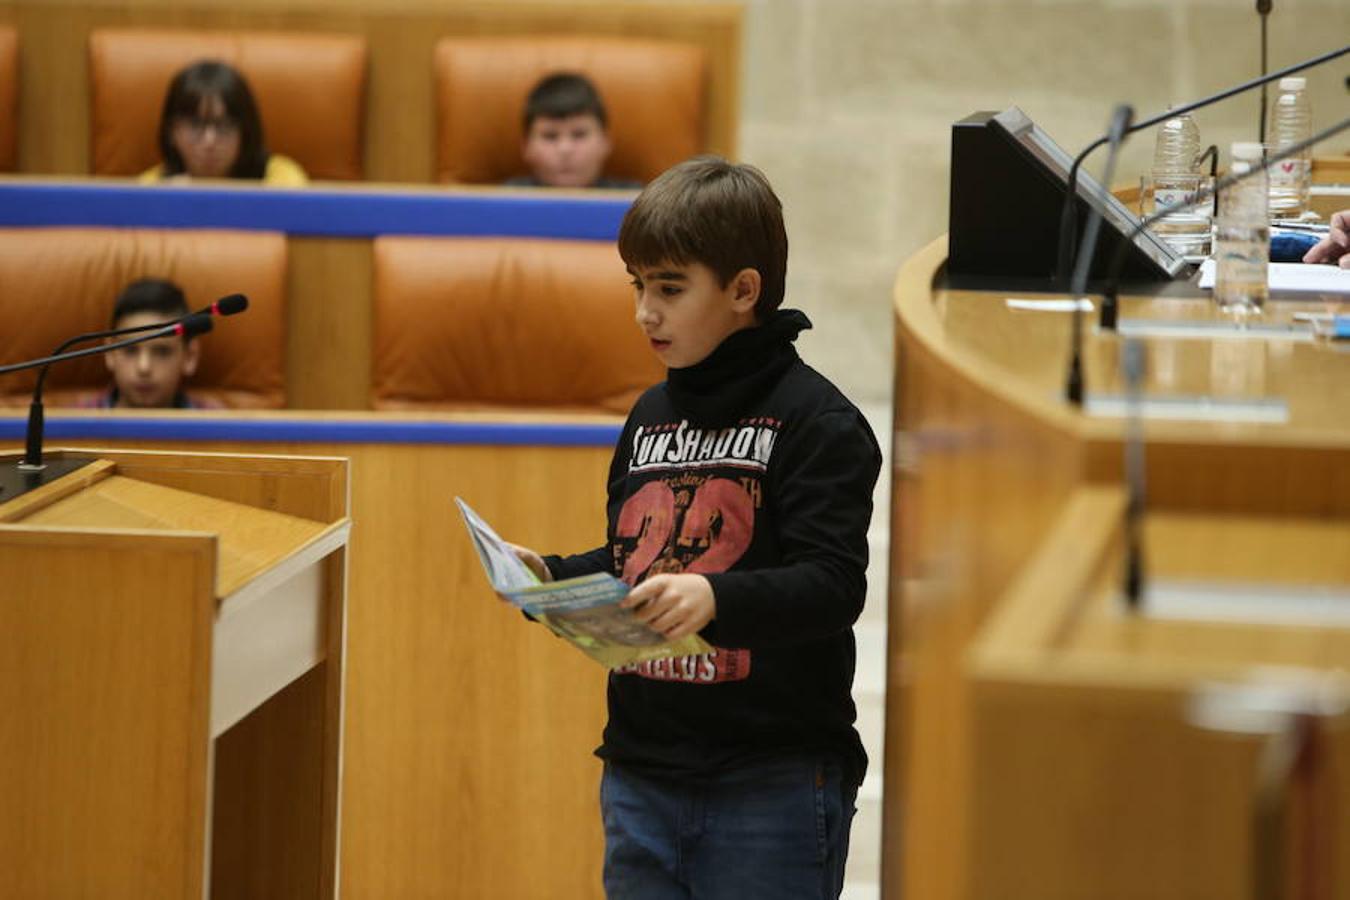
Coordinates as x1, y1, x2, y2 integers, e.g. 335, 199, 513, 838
621, 574, 715, 640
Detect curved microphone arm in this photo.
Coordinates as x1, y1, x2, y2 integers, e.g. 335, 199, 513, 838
1066, 104, 1133, 406
1056, 43, 1350, 286
32, 320, 181, 406
4, 315, 215, 469
28, 294, 247, 406
1099, 113, 1350, 329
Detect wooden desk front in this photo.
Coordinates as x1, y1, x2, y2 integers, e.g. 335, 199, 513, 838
887, 230, 1350, 899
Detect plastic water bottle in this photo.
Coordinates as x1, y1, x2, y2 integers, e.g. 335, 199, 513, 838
1267, 76, 1312, 219
1151, 108, 1201, 206
1149, 109, 1206, 254
1214, 142, 1268, 313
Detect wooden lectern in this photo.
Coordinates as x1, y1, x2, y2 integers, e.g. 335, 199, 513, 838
0, 448, 350, 899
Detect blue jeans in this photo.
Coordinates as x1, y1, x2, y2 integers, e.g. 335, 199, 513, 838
600, 756, 857, 899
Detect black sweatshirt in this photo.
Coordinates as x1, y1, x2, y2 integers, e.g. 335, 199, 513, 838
546, 309, 882, 786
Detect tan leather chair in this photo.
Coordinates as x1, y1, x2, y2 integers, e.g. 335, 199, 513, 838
372, 237, 662, 414
88, 28, 367, 180
0, 26, 16, 172
433, 35, 706, 185
0, 228, 287, 408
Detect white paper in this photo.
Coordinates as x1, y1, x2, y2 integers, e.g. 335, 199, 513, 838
1004, 297, 1094, 312
1198, 259, 1350, 295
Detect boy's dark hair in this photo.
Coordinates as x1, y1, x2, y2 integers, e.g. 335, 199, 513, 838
618, 155, 788, 320
158, 60, 270, 179
111, 278, 190, 328
522, 72, 608, 132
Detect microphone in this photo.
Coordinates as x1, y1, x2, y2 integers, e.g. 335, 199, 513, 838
19, 291, 249, 400
207, 293, 249, 318
5, 313, 214, 474
1056, 43, 1350, 286
1121, 337, 1147, 611
1257, 0, 1273, 146
41, 293, 248, 361
1100, 113, 1350, 329
11, 294, 247, 473
1066, 103, 1133, 406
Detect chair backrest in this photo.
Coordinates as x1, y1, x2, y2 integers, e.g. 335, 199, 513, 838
88, 28, 367, 180
433, 35, 706, 185
372, 236, 661, 414
0, 25, 16, 172
0, 228, 287, 409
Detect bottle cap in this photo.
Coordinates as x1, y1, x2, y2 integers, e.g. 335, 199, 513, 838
1278, 76, 1306, 91
1231, 141, 1264, 161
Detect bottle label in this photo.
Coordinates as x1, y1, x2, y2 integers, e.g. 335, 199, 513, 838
1268, 158, 1308, 187
1154, 188, 1193, 208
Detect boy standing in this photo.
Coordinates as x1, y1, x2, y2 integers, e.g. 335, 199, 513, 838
88, 278, 209, 409
513, 156, 881, 898
506, 73, 641, 190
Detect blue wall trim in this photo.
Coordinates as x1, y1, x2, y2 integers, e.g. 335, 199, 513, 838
0, 182, 631, 240
0, 416, 622, 447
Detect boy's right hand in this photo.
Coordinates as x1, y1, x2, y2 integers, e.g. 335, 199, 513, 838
508, 543, 553, 583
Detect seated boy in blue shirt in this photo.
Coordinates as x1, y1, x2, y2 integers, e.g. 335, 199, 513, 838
505, 72, 641, 190
511, 156, 882, 898
85, 278, 211, 409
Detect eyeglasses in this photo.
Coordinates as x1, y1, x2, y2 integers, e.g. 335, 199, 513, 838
174, 115, 240, 139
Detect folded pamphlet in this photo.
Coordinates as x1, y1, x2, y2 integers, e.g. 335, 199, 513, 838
455, 497, 713, 668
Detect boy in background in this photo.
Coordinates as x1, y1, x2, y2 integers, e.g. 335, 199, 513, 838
88, 278, 209, 409
511, 156, 881, 898
506, 72, 641, 190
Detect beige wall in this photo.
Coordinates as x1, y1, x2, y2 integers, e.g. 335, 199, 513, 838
727, 0, 1349, 405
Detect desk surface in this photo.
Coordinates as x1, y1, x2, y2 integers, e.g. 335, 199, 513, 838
900, 236, 1350, 445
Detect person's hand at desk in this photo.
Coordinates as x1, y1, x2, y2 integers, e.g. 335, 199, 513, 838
1303, 210, 1350, 268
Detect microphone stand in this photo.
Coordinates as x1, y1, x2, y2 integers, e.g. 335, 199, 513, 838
1121, 337, 1147, 611
1257, 0, 1273, 146
0, 315, 213, 501
1066, 104, 1133, 406
16, 295, 248, 472
1056, 43, 1349, 286
1100, 113, 1350, 330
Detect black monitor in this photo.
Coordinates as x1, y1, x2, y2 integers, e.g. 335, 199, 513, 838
948, 107, 1186, 286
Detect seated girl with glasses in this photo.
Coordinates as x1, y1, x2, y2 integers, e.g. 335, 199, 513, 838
140, 60, 308, 186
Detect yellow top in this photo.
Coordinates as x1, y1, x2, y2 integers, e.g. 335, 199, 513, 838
138, 154, 309, 187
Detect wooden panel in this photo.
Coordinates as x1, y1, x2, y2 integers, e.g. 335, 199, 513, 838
885, 238, 1086, 900
84, 446, 349, 521
213, 665, 332, 900
289, 237, 373, 410
0, 0, 742, 183
336, 441, 609, 898
211, 526, 348, 899
968, 493, 1350, 900
972, 675, 1265, 900
0, 528, 216, 898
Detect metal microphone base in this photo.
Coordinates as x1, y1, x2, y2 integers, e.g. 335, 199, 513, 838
0, 457, 96, 504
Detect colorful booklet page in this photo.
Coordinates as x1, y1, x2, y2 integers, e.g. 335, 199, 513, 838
455, 497, 713, 668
